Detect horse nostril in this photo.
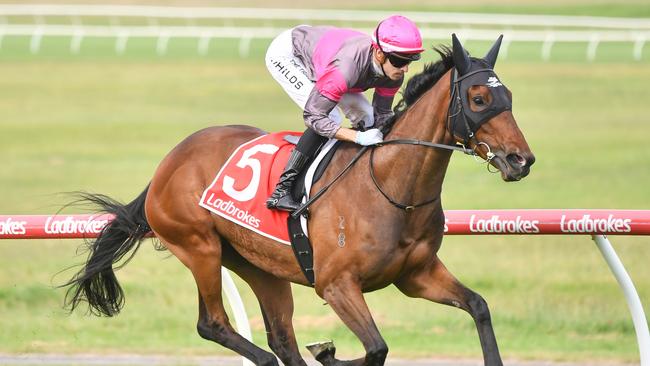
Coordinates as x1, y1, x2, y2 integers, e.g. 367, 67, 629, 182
506, 153, 527, 168
526, 154, 536, 167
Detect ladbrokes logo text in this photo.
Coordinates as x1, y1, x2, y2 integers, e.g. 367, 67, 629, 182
469, 215, 540, 234
204, 193, 261, 228
44, 216, 108, 235
560, 214, 631, 233
0, 217, 27, 235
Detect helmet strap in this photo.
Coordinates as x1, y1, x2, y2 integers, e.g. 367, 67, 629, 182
374, 22, 388, 77
374, 50, 388, 77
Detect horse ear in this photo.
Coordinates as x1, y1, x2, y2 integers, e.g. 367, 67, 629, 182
484, 34, 504, 68
452, 33, 471, 75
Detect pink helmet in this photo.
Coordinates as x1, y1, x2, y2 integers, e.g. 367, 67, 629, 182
373, 15, 424, 55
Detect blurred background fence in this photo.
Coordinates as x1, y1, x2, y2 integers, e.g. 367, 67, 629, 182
1, 4, 649, 60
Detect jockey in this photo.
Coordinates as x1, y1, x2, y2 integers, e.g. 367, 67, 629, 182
265, 15, 425, 212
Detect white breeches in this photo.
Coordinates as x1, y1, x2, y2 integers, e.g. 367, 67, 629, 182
265, 28, 374, 129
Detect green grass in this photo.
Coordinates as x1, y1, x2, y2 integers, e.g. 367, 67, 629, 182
1, 7, 650, 364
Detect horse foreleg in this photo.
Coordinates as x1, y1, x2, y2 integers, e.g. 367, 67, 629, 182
222, 244, 307, 366
161, 234, 279, 366
316, 275, 388, 366
395, 256, 503, 366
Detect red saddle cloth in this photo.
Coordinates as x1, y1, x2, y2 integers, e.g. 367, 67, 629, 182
199, 131, 302, 244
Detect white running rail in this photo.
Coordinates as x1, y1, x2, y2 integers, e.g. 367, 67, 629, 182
0, 5, 648, 61
1, 5, 650, 30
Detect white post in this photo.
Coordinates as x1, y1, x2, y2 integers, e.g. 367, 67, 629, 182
238, 34, 252, 58
156, 32, 170, 56
542, 33, 554, 61
634, 36, 646, 62
221, 268, 255, 366
587, 34, 600, 62
115, 30, 129, 55
198, 33, 211, 56
592, 235, 650, 366
70, 29, 83, 54
30, 26, 43, 54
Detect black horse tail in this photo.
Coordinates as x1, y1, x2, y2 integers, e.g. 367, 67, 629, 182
62, 185, 151, 317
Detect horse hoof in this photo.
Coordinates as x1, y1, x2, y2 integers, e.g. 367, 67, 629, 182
306, 340, 336, 361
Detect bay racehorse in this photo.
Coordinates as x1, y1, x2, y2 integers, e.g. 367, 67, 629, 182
62, 34, 534, 366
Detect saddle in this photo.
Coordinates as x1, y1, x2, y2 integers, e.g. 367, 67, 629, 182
291, 140, 341, 210
198, 132, 342, 286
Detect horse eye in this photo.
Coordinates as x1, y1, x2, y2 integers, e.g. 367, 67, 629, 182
472, 96, 484, 105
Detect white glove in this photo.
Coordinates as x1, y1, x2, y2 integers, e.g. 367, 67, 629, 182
355, 129, 384, 146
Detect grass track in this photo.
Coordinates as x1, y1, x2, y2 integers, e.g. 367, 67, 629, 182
0, 4, 649, 363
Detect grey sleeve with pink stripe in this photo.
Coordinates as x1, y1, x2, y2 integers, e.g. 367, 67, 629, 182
303, 88, 341, 138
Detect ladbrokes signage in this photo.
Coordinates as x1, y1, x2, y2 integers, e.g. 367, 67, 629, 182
443, 210, 648, 235
468, 214, 540, 234
2, 210, 648, 239
43, 215, 109, 235
0, 214, 113, 239
559, 214, 631, 233
0, 217, 27, 236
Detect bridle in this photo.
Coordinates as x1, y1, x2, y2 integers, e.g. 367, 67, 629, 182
448, 68, 494, 146
367, 65, 514, 212
291, 66, 510, 218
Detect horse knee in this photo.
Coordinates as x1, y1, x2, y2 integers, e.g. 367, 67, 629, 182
466, 292, 492, 324
366, 342, 388, 365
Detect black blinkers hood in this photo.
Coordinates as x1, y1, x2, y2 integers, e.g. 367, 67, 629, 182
448, 34, 512, 144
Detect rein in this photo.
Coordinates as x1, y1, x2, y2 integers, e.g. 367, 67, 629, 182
291, 144, 371, 218
368, 139, 474, 211
290, 138, 474, 218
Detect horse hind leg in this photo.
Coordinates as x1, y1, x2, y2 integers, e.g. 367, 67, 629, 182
395, 256, 503, 366
159, 231, 279, 366
221, 241, 308, 366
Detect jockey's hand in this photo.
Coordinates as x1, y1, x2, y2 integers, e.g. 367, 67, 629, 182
355, 129, 384, 146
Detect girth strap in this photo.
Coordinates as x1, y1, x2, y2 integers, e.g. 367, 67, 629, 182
287, 215, 315, 286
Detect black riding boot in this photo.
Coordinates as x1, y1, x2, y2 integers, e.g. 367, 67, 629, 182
266, 149, 309, 211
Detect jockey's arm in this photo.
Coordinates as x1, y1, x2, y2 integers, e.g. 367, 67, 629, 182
304, 72, 384, 145
333, 127, 360, 143
303, 91, 382, 145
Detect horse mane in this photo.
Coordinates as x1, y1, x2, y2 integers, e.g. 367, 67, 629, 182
388, 46, 455, 127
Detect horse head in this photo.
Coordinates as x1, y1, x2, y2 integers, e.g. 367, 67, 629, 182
449, 34, 535, 181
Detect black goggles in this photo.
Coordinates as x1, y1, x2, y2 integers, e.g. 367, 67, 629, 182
386, 52, 420, 68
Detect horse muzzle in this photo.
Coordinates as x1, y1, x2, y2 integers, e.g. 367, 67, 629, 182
492, 151, 535, 182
